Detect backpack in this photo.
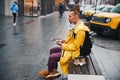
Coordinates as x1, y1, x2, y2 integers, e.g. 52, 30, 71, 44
73, 31, 92, 57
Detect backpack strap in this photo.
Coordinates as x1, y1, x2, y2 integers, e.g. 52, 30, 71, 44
72, 28, 75, 38
72, 28, 85, 50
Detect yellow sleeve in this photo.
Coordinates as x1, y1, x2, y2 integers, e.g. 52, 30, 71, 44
65, 30, 72, 42
62, 31, 85, 51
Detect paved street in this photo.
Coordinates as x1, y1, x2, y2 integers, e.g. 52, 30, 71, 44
0, 11, 120, 80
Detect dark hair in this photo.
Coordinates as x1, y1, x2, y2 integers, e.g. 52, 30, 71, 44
14, 1, 17, 4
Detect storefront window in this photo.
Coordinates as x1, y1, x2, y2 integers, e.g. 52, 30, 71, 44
24, 0, 38, 16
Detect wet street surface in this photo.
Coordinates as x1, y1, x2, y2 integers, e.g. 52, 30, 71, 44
0, 11, 120, 80
0, 12, 69, 80
93, 36, 120, 51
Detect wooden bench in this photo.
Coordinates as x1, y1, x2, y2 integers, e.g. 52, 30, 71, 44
68, 52, 102, 75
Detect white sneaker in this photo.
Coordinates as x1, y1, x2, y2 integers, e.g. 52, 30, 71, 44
13, 23, 16, 26
74, 57, 86, 66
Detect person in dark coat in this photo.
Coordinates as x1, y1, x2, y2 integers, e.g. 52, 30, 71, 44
58, 2, 64, 18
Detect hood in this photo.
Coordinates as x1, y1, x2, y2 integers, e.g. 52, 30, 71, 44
94, 12, 120, 17
13, 2, 16, 6
74, 21, 90, 34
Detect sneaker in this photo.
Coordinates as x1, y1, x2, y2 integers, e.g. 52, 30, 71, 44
74, 58, 80, 65
38, 70, 49, 77
80, 57, 86, 65
46, 69, 61, 80
74, 57, 86, 66
13, 23, 16, 26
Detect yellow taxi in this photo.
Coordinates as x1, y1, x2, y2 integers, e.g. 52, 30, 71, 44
82, 5, 105, 20
90, 4, 120, 39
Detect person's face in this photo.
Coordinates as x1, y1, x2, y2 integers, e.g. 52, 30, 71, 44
68, 11, 76, 24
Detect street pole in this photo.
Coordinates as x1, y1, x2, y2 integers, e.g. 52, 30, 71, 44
114, 0, 116, 5
95, 0, 97, 14
74, 0, 80, 4
32, 0, 33, 16
90, 0, 91, 4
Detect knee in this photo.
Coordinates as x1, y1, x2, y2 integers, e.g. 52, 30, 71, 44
50, 49, 54, 55
49, 47, 56, 54
49, 54, 55, 60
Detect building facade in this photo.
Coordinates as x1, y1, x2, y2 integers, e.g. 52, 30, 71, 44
0, 0, 55, 16
0, 0, 119, 16
0, 0, 5, 16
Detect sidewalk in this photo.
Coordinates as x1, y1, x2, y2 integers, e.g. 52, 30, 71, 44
0, 11, 120, 80
0, 16, 37, 33
93, 45, 120, 80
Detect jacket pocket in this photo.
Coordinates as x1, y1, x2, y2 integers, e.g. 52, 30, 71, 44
60, 51, 72, 64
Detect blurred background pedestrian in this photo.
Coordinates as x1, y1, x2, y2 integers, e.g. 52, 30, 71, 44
10, 1, 18, 26
58, 2, 65, 18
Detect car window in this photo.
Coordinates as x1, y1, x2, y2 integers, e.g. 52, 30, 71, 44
80, 5, 93, 11
101, 6, 113, 12
110, 4, 120, 13
96, 5, 105, 10
85, 5, 94, 10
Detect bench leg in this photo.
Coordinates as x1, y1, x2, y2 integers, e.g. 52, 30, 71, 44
68, 59, 74, 74
74, 65, 82, 74
68, 59, 82, 74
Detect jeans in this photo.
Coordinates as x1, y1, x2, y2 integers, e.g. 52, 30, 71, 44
48, 47, 62, 72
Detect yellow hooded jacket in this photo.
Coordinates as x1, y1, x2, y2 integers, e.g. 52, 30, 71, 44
60, 21, 90, 75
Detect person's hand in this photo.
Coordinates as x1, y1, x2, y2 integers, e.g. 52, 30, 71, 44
60, 38, 65, 43
56, 40, 62, 46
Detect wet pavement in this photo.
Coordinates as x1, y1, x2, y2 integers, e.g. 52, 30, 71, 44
93, 36, 120, 51
0, 11, 120, 80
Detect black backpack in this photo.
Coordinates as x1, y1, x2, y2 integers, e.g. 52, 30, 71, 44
73, 31, 92, 57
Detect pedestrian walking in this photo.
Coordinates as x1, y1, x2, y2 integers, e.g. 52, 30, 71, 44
38, 6, 90, 80
58, 2, 65, 18
10, 1, 18, 26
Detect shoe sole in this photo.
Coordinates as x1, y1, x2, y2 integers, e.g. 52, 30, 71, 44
39, 75, 45, 78
38, 70, 49, 78
38, 73, 48, 78
46, 73, 61, 80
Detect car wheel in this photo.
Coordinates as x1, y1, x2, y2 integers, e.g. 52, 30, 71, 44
103, 28, 111, 36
